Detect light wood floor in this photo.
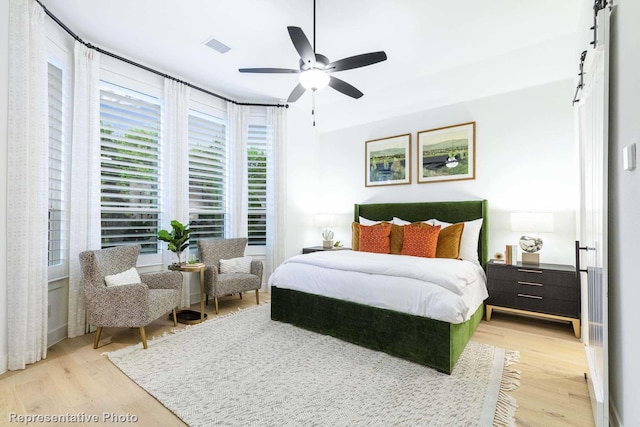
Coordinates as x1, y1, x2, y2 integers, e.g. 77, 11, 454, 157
0, 293, 594, 426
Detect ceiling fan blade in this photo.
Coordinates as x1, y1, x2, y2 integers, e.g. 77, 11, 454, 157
238, 68, 300, 74
328, 76, 363, 99
287, 83, 307, 102
325, 51, 387, 72
287, 26, 315, 66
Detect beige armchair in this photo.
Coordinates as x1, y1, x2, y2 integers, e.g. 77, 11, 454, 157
198, 238, 263, 314
80, 245, 182, 349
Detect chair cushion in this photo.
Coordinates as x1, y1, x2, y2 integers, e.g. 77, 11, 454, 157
146, 288, 181, 322
220, 256, 252, 274
104, 267, 141, 287
214, 273, 261, 296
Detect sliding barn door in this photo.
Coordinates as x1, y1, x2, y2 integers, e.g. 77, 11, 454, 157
575, 6, 609, 427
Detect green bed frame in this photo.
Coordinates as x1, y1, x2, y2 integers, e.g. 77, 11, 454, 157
271, 200, 488, 374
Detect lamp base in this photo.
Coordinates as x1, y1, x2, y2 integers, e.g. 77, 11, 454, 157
521, 252, 540, 265
322, 240, 333, 249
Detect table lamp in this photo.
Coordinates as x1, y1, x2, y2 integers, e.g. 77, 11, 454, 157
510, 212, 554, 265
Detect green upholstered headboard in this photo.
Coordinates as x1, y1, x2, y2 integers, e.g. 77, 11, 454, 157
354, 200, 489, 268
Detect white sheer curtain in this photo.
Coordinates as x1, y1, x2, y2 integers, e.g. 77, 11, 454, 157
67, 42, 101, 338
265, 107, 288, 286
7, 0, 48, 369
162, 79, 191, 305
227, 102, 249, 238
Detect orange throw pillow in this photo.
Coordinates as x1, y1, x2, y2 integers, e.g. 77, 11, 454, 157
401, 224, 441, 258
436, 222, 465, 259
358, 223, 392, 254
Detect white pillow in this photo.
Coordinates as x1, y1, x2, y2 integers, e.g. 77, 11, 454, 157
392, 217, 431, 226
430, 218, 484, 263
104, 267, 141, 287
359, 216, 389, 226
220, 256, 252, 274
392, 217, 410, 225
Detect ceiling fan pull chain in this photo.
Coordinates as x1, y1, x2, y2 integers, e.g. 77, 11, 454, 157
312, 89, 316, 127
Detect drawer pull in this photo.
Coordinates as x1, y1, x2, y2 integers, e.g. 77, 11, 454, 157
518, 268, 543, 274
518, 281, 543, 286
517, 293, 543, 300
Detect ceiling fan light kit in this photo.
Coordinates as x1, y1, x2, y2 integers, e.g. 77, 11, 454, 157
238, 0, 387, 125
299, 69, 330, 90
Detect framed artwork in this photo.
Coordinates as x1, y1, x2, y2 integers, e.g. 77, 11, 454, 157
365, 133, 411, 187
417, 121, 476, 184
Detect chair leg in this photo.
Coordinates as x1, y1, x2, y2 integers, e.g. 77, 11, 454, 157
206, 295, 209, 306
139, 327, 148, 349
214, 296, 219, 314
255, 289, 260, 305
93, 326, 102, 349
239, 292, 243, 300
172, 308, 177, 327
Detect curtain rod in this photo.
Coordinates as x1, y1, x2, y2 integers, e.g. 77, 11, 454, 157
35, 0, 288, 109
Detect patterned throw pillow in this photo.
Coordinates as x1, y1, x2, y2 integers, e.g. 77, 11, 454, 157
436, 222, 465, 259
401, 224, 441, 258
104, 267, 141, 287
358, 223, 392, 254
220, 256, 252, 274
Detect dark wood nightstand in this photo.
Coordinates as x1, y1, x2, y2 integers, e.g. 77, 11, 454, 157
302, 246, 351, 254
485, 260, 580, 338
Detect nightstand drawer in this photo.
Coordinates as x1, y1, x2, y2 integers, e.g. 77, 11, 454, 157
487, 290, 579, 318
490, 279, 579, 301
488, 266, 575, 288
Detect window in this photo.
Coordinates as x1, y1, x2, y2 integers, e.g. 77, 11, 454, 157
48, 62, 67, 267
247, 124, 268, 246
99, 83, 161, 254
188, 110, 227, 246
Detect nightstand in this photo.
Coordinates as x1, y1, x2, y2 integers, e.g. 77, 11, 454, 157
302, 246, 351, 254
485, 260, 580, 338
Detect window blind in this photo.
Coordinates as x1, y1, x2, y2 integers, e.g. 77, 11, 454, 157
247, 124, 268, 246
99, 83, 161, 254
188, 111, 227, 247
48, 63, 66, 266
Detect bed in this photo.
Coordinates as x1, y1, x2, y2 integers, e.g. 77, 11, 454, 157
270, 200, 488, 374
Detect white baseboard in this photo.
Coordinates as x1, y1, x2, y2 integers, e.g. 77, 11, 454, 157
610, 400, 622, 427
0, 351, 7, 375
47, 323, 68, 348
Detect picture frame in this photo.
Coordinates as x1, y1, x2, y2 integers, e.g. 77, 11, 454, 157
417, 121, 476, 184
365, 133, 411, 187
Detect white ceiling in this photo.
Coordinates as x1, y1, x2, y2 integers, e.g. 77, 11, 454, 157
43, 0, 583, 132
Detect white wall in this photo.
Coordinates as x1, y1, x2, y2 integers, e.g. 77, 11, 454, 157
316, 80, 577, 266
608, 1, 640, 425
283, 105, 321, 257
0, 0, 9, 373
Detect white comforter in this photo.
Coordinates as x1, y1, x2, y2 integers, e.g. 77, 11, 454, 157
268, 251, 488, 324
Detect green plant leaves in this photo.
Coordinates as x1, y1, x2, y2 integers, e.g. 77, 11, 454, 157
157, 220, 191, 255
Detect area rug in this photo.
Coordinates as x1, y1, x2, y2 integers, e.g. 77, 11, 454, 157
107, 304, 519, 427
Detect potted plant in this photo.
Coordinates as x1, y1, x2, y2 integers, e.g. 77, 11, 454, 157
157, 220, 191, 266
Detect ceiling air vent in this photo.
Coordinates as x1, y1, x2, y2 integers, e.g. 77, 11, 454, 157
203, 37, 231, 54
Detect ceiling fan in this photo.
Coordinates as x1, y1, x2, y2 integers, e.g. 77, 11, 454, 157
238, 0, 387, 104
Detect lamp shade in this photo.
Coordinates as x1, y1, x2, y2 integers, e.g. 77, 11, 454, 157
315, 214, 337, 228
510, 212, 554, 233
